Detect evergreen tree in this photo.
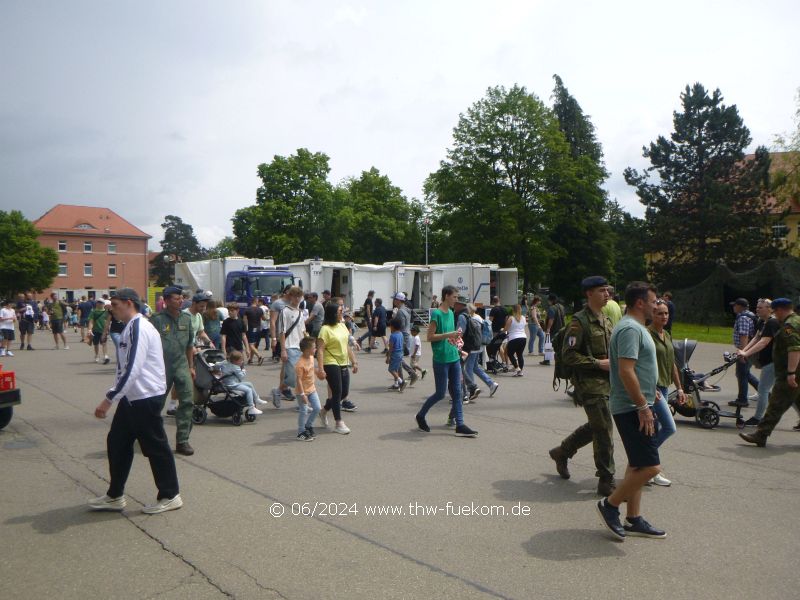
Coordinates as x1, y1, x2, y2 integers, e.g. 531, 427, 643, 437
150, 215, 206, 286
624, 83, 781, 289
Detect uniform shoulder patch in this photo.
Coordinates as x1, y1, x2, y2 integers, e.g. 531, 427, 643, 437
567, 336, 577, 348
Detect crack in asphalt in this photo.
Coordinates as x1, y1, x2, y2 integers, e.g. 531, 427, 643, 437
227, 562, 288, 599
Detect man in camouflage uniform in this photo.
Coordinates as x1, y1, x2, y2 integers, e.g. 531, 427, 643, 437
150, 286, 196, 456
549, 276, 616, 496
740, 297, 800, 447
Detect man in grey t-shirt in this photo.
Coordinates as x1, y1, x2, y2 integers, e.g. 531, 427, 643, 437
305, 292, 324, 338
392, 292, 418, 385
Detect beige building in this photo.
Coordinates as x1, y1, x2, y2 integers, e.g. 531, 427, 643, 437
33, 204, 151, 302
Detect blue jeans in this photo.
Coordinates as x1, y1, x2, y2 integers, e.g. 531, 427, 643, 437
281, 347, 301, 388
464, 351, 494, 389
754, 363, 775, 421
110, 332, 121, 360
736, 359, 759, 402
418, 360, 463, 426
527, 323, 544, 353
298, 391, 321, 433
654, 386, 676, 448
228, 382, 260, 407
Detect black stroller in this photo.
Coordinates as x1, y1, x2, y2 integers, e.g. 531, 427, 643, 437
192, 348, 255, 426
485, 331, 509, 375
667, 339, 744, 429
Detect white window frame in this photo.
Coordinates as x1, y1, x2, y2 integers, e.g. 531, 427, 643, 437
108, 264, 117, 277
84, 263, 93, 277
58, 263, 67, 277
84, 241, 93, 253
772, 224, 789, 240
108, 242, 117, 254
58, 240, 67, 252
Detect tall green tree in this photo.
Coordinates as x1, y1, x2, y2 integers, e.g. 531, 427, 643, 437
425, 85, 573, 291
624, 83, 780, 289
0, 210, 58, 297
232, 149, 350, 262
206, 236, 237, 259
343, 168, 425, 264
547, 75, 614, 301
605, 200, 647, 287
150, 215, 206, 286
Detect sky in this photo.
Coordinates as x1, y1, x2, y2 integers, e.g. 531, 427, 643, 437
2, 0, 798, 250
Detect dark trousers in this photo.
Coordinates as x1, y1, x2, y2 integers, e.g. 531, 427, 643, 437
507, 337, 526, 370
736, 360, 759, 402
323, 365, 350, 421
560, 397, 615, 480
107, 394, 179, 500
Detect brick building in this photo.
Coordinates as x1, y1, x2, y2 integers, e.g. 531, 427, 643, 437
33, 204, 151, 302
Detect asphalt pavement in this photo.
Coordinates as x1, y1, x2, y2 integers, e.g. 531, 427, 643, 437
2, 328, 799, 599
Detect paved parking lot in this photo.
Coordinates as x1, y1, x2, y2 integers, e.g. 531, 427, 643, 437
2, 329, 799, 599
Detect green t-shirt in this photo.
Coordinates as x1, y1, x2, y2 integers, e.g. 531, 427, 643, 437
430, 308, 459, 364
649, 327, 675, 388
51, 301, 65, 320
89, 308, 108, 334
609, 316, 658, 415
601, 299, 622, 327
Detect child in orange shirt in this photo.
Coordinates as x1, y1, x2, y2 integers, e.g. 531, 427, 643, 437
295, 337, 321, 441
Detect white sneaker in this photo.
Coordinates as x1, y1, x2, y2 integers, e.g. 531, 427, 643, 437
334, 423, 351, 435
4, 351, 12, 357
142, 494, 183, 514
88, 494, 126, 511
247, 406, 263, 416
167, 402, 177, 412
63, 346, 70, 350
94, 357, 99, 363
650, 474, 671, 487
255, 397, 268, 406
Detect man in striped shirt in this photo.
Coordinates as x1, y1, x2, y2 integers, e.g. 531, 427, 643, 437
89, 288, 182, 515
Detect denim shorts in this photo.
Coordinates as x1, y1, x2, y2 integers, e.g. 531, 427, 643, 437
613, 408, 661, 468
388, 355, 402, 373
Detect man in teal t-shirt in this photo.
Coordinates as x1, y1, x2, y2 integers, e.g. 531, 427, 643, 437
415, 286, 478, 438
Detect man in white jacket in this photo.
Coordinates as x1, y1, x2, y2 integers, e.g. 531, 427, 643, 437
89, 288, 182, 515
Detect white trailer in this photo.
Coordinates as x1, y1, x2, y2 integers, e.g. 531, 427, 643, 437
174, 257, 276, 299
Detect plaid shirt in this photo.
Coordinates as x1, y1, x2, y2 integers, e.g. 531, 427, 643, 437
733, 311, 756, 347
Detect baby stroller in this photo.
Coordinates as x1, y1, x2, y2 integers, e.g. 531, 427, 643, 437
667, 339, 744, 429
192, 348, 254, 426
485, 331, 509, 375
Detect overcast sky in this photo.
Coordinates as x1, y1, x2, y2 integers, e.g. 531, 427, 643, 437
2, 1, 798, 250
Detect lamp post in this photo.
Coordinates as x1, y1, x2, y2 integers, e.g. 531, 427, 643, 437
424, 218, 429, 266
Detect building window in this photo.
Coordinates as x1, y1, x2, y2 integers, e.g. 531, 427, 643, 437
84, 263, 93, 277
84, 241, 93, 253
58, 240, 67, 252
772, 224, 789, 240
58, 263, 67, 277
108, 242, 117, 254
108, 264, 117, 277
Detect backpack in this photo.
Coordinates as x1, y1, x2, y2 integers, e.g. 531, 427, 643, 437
481, 318, 492, 345
551, 311, 592, 392
462, 316, 482, 352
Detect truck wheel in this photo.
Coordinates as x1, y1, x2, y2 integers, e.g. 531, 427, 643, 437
0, 406, 12, 430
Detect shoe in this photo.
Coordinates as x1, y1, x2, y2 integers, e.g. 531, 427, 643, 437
166, 408, 176, 417
142, 494, 183, 514
255, 397, 268, 406
469, 387, 481, 401
319, 409, 329, 428
19, 343, 24, 350
421, 369, 427, 380
462, 397, 470, 405
103, 357, 110, 365
363, 347, 372, 353
296, 431, 314, 441
381, 349, 388, 354
271, 388, 282, 409
388, 383, 400, 390
446, 417, 455, 428
88, 494, 126, 511
399, 380, 408, 392
63, 346, 70, 350
280, 388, 296, 401
416, 414, 430, 432
27, 345, 33, 350
5, 351, 12, 357
743, 417, 760, 427
596, 498, 625, 541
489, 382, 499, 397
409, 373, 418, 387
728, 400, 750, 408
748, 392, 758, 401
257, 356, 264, 366
739, 431, 766, 447
549, 447, 570, 479
305, 426, 316, 438
650, 473, 671, 487
175, 442, 194, 456
455, 424, 478, 437
247, 406, 263, 416
623, 516, 666, 539
334, 423, 350, 434
514, 370, 524, 377
597, 478, 616, 497
539, 360, 550, 366
341, 400, 358, 412
94, 357, 99, 363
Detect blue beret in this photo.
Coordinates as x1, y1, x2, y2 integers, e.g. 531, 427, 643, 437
770, 298, 793, 309
581, 276, 608, 290
163, 286, 183, 297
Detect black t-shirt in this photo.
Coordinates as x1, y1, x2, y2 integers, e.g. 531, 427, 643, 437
373, 305, 387, 327
363, 297, 373, 319
221, 317, 246, 351
757, 317, 779, 367
244, 306, 262, 332
109, 316, 125, 334
489, 305, 507, 334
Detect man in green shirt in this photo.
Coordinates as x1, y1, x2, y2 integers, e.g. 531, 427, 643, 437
415, 285, 478, 438
48, 292, 70, 350
87, 300, 110, 364
151, 286, 197, 456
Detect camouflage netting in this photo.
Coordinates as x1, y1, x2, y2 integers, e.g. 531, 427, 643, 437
670, 258, 800, 325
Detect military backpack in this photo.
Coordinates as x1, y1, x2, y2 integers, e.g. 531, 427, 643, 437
551, 311, 592, 392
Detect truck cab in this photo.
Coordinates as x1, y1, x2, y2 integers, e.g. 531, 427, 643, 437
226, 267, 294, 306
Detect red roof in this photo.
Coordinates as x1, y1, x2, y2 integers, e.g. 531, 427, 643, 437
33, 204, 151, 238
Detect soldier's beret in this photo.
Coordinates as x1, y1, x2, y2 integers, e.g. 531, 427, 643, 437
581, 276, 608, 291
163, 286, 183, 297
770, 298, 793, 309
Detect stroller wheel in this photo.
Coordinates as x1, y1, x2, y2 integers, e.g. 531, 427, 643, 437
232, 412, 242, 426
245, 411, 257, 423
191, 406, 207, 425
696, 406, 720, 429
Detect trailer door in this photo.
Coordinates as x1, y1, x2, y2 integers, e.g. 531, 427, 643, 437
496, 269, 519, 305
